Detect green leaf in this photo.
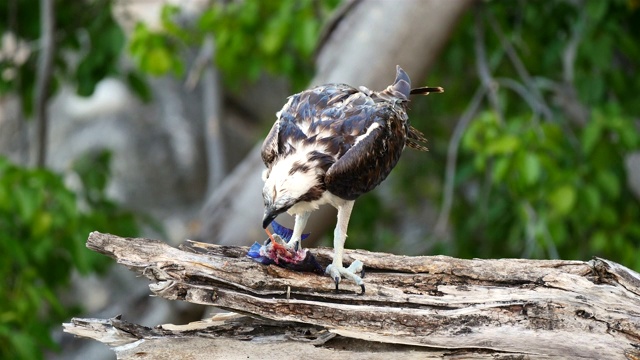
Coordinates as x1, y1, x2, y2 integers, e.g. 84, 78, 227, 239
590, 231, 607, 252
485, 135, 520, 155
586, 1, 608, 23
295, 18, 318, 57
596, 171, 620, 199
473, 154, 487, 171
548, 185, 576, 216
520, 153, 541, 186
582, 120, 602, 155
599, 206, 618, 226
144, 47, 173, 75
583, 185, 601, 211
492, 157, 511, 182
261, 19, 287, 55
15, 186, 39, 222
8, 332, 40, 360
31, 212, 52, 238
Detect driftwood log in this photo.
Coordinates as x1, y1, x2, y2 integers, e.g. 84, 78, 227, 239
64, 232, 640, 359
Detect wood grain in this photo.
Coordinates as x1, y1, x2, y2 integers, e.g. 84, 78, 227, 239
63, 231, 640, 359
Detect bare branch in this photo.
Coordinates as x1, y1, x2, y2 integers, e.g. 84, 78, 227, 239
485, 9, 554, 122
522, 201, 559, 260
34, 0, 55, 167
562, 1, 586, 84
7, 0, 29, 163
473, 5, 503, 125
555, 2, 590, 128
495, 77, 541, 122
434, 86, 484, 239
183, 36, 226, 193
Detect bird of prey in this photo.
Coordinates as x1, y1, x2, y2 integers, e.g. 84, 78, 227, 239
260, 66, 443, 294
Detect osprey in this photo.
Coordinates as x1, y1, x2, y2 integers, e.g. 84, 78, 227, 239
261, 66, 443, 294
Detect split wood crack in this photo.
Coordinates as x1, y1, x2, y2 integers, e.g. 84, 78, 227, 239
63, 232, 640, 359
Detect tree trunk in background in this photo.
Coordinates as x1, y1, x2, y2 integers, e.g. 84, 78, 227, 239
34, 0, 55, 167
199, 0, 473, 246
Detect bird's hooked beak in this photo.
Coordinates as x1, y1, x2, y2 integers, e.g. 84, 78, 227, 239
262, 207, 279, 229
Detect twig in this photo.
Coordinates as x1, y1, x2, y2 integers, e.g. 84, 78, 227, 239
522, 202, 559, 260
34, 0, 55, 167
186, 35, 226, 193
562, 1, 585, 84
473, 5, 503, 125
555, 2, 589, 129
495, 77, 541, 122
313, 0, 362, 61
542, 221, 559, 260
8, 0, 29, 163
184, 35, 213, 91
522, 202, 536, 258
434, 86, 487, 237
485, 9, 554, 122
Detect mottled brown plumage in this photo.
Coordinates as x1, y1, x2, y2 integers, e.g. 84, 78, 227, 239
260, 66, 442, 293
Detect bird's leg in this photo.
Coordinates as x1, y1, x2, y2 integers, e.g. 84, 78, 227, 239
325, 200, 365, 294
286, 211, 310, 251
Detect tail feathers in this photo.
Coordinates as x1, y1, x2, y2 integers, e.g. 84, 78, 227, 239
410, 86, 444, 95
407, 126, 428, 151
391, 65, 412, 99
389, 65, 444, 99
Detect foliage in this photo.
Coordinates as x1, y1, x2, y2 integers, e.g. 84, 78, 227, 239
129, 0, 340, 90
378, 0, 640, 270
128, 6, 186, 78
0, 153, 140, 360
0, 0, 149, 115
347, 194, 398, 252
459, 107, 640, 269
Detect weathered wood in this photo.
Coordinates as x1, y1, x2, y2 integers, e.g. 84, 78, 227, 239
64, 313, 483, 360
65, 232, 640, 359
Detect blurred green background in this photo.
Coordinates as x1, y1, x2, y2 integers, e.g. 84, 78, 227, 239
1, 0, 639, 359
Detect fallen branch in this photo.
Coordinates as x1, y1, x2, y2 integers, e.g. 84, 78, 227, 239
64, 232, 640, 359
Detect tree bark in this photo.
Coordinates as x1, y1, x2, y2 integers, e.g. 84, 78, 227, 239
197, 0, 473, 246
64, 232, 640, 359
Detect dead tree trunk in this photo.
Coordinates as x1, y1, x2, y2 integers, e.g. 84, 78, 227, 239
64, 232, 640, 359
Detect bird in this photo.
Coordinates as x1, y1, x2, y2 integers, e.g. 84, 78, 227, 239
260, 65, 443, 294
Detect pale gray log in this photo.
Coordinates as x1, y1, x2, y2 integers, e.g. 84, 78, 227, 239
65, 313, 514, 360
67, 232, 640, 359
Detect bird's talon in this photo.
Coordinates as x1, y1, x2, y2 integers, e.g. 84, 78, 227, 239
326, 262, 365, 294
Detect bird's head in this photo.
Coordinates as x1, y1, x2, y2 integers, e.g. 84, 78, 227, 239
261, 157, 323, 228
